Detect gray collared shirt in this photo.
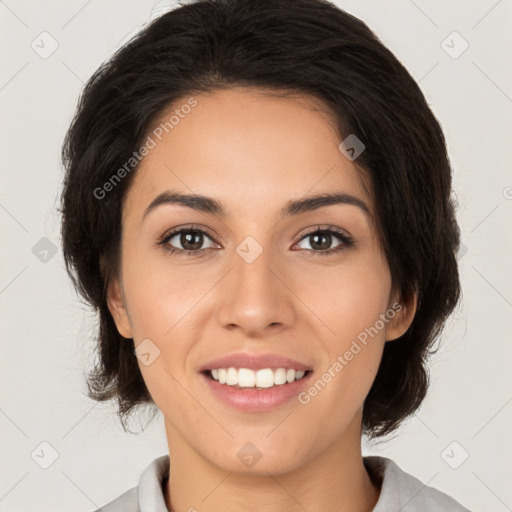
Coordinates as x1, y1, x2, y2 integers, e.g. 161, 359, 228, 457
92, 455, 472, 511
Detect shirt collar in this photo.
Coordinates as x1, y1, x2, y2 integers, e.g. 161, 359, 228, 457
138, 454, 170, 512
136, 454, 465, 512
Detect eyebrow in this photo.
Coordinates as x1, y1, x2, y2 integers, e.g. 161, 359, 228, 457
142, 189, 371, 221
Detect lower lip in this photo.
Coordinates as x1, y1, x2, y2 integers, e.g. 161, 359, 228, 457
199, 371, 314, 412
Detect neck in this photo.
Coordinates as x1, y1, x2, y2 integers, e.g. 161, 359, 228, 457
164, 416, 380, 512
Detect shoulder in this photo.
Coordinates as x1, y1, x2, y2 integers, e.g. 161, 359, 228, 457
365, 456, 473, 512
88, 454, 170, 512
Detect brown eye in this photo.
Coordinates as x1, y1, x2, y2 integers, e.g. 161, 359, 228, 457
158, 226, 219, 256
170, 230, 208, 251
295, 227, 354, 255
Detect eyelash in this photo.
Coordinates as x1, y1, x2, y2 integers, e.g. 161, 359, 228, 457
157, 224, 355, 258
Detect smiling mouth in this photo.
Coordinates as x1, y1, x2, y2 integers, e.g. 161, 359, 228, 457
201, 368, 314, 390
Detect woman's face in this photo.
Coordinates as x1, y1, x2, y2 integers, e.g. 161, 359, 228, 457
108, 87, 414, 474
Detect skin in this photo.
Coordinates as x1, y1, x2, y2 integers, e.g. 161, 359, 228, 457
107, 87, 417, 512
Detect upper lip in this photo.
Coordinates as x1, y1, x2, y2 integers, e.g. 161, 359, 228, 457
198, 352, 313, 372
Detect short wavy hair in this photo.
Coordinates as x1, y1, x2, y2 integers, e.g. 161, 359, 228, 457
60, 0, 461, 437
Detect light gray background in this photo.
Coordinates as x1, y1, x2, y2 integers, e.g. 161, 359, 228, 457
1, 0, 511, 510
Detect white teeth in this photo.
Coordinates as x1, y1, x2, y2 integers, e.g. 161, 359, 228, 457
226, 367, 238, 385
238, 368, 255, 387
255, 368, 274, 388
208, 367, 309, 388
274, 368, 287, 385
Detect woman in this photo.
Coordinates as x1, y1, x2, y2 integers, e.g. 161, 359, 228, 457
60, 0, 471, 510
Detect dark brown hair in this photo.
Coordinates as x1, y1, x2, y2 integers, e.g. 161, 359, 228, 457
60, 0, 461, 437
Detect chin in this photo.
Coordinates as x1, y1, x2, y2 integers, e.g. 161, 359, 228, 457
203, 438, 309, 476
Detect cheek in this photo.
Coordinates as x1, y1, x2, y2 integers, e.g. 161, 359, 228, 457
121, 246, 210, 339
120, 247, 213, 399
294, 251, 392, 403
295, 250, 392, 339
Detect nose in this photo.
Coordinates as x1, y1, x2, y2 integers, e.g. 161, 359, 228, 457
216, 248, 296, 337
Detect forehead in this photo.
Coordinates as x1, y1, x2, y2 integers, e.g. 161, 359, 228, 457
123, 87, 373, 221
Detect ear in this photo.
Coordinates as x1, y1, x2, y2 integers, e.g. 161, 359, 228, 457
106, 276, 133, 339
385, 291, 418, 342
